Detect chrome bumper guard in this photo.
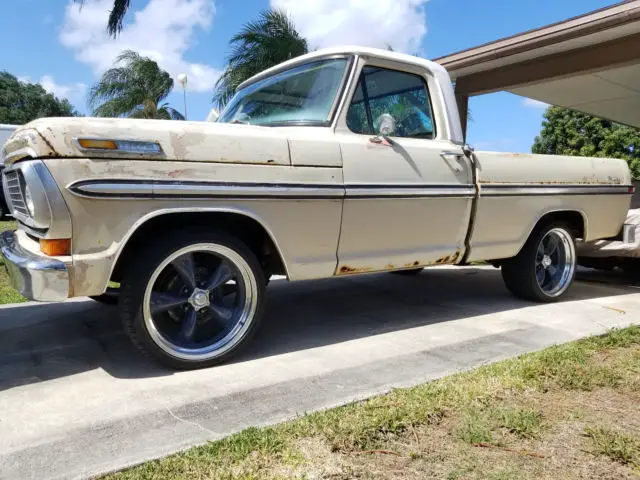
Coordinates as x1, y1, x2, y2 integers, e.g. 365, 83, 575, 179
0, 230, 70, 301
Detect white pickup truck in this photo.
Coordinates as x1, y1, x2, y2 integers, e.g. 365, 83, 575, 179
0, 47, 634, 369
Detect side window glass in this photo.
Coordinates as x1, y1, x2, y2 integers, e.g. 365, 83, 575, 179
346, 66, 435, 139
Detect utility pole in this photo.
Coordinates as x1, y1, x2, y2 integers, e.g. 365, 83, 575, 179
177, 73, 188, 120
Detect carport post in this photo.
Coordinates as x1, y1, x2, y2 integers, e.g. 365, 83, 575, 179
456, 91, 469, 143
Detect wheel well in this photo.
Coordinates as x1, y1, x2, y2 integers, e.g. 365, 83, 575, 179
488, 210, 586, 267
534, 210, 586, 240
109, 212, 287, 283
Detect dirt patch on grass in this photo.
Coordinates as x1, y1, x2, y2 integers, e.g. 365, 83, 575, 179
275, 386, 640, 480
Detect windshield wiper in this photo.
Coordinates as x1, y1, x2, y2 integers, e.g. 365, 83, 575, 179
230, 119, 250, 125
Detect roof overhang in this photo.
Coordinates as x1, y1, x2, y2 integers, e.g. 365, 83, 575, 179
436, 1, 640, 128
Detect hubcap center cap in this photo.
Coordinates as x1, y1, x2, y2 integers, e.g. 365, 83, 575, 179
541, 255, 552, 268
189, 288, 210, 311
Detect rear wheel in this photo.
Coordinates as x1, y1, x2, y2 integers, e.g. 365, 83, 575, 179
119, 230, 266, 370
502, 223, 576, 302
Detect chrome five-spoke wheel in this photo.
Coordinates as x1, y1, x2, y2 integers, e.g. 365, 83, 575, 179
120, 231, 265, 369
501, 222, 577, 303
534, 228, 575, 297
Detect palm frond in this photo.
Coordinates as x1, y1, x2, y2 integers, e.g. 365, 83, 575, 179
89, 49, 180, 119
213, 8, 308, 108
159, 104, 186, 121
74, 0, 131, 37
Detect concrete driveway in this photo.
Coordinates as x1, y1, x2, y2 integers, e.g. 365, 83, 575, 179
0, 267, 639, 480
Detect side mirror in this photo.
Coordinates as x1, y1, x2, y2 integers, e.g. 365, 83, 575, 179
206, 108, 220, 122
376, 113, 396, 137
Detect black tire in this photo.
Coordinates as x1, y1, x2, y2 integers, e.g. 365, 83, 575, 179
391, 268, 423, 276
89, 286, 120, 305
119, 229, 266, 370
0, 201, 6, 220
89, 293, 119, 306
620, 259, 640, 281
501, 222, 576, 303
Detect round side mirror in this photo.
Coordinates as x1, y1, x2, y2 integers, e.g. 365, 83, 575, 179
376, 113, 396, 137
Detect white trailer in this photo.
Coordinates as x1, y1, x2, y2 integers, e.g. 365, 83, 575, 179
1, 124, 18, 218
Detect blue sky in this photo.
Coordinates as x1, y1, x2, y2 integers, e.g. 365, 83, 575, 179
0, 0, 618, 152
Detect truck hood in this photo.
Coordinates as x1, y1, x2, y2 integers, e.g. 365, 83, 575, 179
1, 117, 291, 167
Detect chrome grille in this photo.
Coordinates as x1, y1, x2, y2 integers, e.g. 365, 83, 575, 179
3, 170, 30, 217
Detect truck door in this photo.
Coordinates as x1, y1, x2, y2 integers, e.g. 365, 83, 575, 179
335, 60, 474, 273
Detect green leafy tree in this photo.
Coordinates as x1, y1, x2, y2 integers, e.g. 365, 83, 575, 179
75, 0, 130, 37
89, 50, 184, 120
213, 9, 308, 108
533, 106, 640, 178
0, 72, 77, 124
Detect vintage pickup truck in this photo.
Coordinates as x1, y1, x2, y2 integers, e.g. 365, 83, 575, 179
0, 47, 634, 369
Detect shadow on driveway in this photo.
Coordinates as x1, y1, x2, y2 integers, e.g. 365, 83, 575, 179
0, 267, 636, 391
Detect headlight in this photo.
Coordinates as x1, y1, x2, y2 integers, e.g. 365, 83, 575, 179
24, 184, 36, 216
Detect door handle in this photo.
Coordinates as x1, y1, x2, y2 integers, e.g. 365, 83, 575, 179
440, 151, 464, 172
369, 135, 393, 147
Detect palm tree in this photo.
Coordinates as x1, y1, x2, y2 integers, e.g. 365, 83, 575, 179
75, 0, 130, 37
213, 9, 308, 108
88, 50, 184, 120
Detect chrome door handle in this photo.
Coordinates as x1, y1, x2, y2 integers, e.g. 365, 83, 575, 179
440, 151, 464, 172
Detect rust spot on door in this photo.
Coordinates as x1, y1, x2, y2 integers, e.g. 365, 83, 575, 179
338, 265, 372, 275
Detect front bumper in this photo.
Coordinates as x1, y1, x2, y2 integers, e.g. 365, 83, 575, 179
0, 230, 70, 301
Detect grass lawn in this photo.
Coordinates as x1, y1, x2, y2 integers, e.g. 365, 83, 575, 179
0, 220, 26, 304
107, 326, 640, 480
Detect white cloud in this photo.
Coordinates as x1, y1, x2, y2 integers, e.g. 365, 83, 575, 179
17, 75, 87, 104
522, 98, 549, 109
271, 0, 428, 53
39, 75, 87, 103
60, 0, 220, 92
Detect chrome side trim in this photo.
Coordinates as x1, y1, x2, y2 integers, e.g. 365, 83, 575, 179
0, 230, 70, 302
346, 185, 474, 198
68, 180, 476, 200
152, 182, 344, 199
481, 184, 633, 196
75, 182, 155, 196
70, 180, 345, 199
69, 180, 632, 201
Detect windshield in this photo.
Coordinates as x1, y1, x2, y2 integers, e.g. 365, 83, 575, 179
218, 58, 350, 126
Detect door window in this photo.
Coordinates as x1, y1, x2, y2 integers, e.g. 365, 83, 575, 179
346, 66, 435, 139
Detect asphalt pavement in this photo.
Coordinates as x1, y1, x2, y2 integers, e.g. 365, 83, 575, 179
0, 266, 639, 480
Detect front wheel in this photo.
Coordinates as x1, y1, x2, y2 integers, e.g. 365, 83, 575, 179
501, 223, 576, 302
119, 230, 266, 370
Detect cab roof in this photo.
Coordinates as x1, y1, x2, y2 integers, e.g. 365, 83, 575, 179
237, 46, 448, 90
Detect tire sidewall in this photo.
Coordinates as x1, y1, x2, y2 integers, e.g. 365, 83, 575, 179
524, 222, 577, 302
502, 221, 577, 303
119, 229, 266, 369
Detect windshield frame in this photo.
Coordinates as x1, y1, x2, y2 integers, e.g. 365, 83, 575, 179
218, 55, 355, 128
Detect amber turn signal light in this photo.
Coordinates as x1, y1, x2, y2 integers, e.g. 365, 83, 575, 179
77, 139, 118, 150
40, 238, 71, 256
